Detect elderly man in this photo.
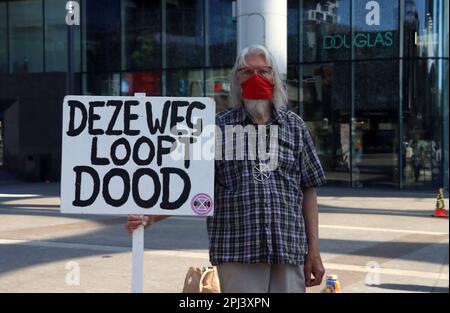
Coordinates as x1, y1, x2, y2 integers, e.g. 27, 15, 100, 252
126, 44, 326, 293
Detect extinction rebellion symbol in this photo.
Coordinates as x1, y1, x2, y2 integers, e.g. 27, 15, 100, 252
191, 193, 213, 215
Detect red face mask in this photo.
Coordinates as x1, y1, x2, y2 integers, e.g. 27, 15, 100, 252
241, 74, 274, 100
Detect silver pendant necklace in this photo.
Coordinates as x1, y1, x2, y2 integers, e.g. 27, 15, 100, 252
252, 121, 272, 183
252, 161, 271, 182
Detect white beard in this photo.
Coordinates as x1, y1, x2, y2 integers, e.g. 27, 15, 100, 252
243, 99, 271, 119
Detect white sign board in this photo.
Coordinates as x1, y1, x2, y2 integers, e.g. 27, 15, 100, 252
61, 96, 215, 216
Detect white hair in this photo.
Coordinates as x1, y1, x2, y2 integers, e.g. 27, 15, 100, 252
228, 44, 288, 111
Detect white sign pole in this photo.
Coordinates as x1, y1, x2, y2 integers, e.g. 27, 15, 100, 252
132, 93, 146, 293
132, 215, 144, 293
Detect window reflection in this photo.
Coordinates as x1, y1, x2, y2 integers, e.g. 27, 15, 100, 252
404, 0, 446, 58
402, 59, 444, 188
353, 60, 399, 188
0, 120, 3, 166
444, 1, 449, 58
206, 68, 231, 112
45, 0, 81, 72
300, 63, 351, 185
9, 0, 44, 73
166, 0, 204, 68
121, 72, 161, 96
208, 0, 236, 67
121, 0, 161, 71
287, 65, 300, 114
288, 0, 299, 64
353, 0, 399, 60
166, 69, 203, 97
301, 0, 351, 62
84, 0, 120, 72
83, 73, 120, 96
0, 1, 7, 73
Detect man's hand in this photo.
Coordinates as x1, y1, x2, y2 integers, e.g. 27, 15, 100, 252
125, 215, 170, 234
304, 251, 325, 287
125, 215, 153, 234
302, 187, 325, 287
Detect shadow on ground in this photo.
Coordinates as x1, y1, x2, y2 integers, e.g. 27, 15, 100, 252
369, 283, 449, 293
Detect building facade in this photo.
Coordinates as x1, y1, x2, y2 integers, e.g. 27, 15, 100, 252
0, 0, 448, 190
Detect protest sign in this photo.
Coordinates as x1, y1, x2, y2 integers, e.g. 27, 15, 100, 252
61, 96, 215, 216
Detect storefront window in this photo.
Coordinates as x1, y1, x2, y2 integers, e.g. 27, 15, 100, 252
404, 0, 447, 59
121, 0, 161, 71
402, 59, 444, 188
0, 120, 3, 166
301, 0, 351, 63
352, 60, 399, 188
166, 69, 204, 97
166, 0, 204, 68
83, 0, 120, 72
300, 63, 351, 185
0, 1, 7, 73
443, 60, 449, 188
83, 72, 120, 96
444, 0, 449, 58
288, 0, 299, 64
0, 0, 447, 190
45, 0, 81, 72
402, 0, 448, 189
9, 0, 44, 73
353, 0, 399, 60
121, 72, 161, 96
287, 65, 300, 114
206, 68, 231, 112
208, 0, 236, 67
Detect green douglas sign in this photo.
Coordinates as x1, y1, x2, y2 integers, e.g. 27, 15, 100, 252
323, 31, 393, 50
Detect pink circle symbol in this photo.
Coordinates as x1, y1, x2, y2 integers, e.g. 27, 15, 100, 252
191, 193, 213, 215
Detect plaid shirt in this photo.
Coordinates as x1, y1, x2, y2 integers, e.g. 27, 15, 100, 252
207, 106, 327, 265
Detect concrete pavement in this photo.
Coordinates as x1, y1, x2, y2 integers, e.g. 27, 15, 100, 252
0, 182, 448, 293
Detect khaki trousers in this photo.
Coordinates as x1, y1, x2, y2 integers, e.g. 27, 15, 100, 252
216, 263, 306, 293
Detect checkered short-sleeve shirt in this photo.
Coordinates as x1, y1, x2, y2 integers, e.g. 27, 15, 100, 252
207, 106, 326, 265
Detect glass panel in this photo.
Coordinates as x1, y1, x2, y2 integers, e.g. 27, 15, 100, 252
352, 0, 399, 60
0, 1, 7, 73
84, 0, 120, 72
301, 0, 351, 63
404, 0, 447, 58
287, 65, 299, 113
9, 0, 44, 73
444, 0, 449, 58
207, 0, 236, 67
44, 0, 80, 72
121, 0, 161, 71
166, 69, 203, 97
121, 72, 162, 96
81, 0, 86, 72
83, 72, 120, 95
443, 60, 449, 188
166, 0, 204, 68
301, 63, 351, 185
402, 59, 444, 189
288, 0, 299, 64
205, 68, 231, 112
352, 60, 399, 188
0, 120, 3, 166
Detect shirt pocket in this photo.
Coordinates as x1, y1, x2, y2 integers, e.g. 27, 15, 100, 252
275, 137, 300, 176
216, 159, 245, 192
